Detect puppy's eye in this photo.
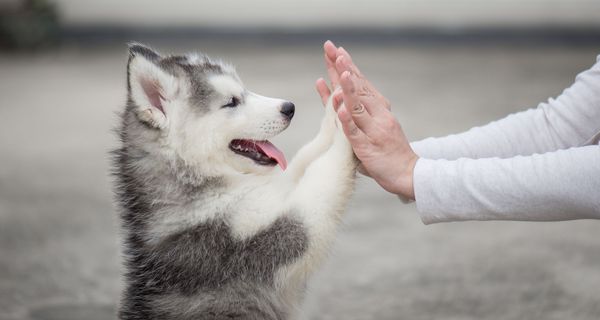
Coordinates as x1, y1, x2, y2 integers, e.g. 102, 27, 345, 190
222, 97, 240, 108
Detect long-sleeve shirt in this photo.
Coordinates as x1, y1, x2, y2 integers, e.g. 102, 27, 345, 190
410, 55, 600, 225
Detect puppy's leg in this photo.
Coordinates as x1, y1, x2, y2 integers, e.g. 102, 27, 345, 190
289, 106, 358, 272
283, 98, 338, 183
275, 106, 358, 312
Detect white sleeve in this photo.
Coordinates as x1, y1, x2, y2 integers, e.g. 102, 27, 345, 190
411, 55, 600, 160
414, 145, 600, 224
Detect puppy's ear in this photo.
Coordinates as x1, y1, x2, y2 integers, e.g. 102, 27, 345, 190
127, 43, 178, 129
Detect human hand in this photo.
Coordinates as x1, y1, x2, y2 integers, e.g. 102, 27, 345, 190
316, 41, 419, 199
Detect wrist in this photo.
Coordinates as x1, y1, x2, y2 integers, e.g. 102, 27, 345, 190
394, 153, 418, 200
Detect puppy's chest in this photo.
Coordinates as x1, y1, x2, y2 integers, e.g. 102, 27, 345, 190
145, 214, 308, 293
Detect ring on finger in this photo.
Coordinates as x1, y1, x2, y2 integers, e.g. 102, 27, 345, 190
352, 102, 365, 113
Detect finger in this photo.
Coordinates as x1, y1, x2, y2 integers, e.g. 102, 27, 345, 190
335, 54, 368, 92
339, 71, 379, 137
334, 55, 351, 77
356, 91, 391, 118
335, 48, 387, 109
324, 40, 338, 62
315, 78, 331, 106
335, 57, 390, 118
337, 105, 369, 147
336, 47, 363, 77
331, 45, 391, 121
325, 53, 340, 89
324, 41, 340, 88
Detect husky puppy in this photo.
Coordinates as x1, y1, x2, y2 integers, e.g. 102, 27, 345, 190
113, 43, 357, 320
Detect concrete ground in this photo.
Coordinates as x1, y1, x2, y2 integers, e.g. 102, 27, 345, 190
0, 41, 599, 319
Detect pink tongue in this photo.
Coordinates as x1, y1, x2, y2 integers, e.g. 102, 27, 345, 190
255, 141, 287, 170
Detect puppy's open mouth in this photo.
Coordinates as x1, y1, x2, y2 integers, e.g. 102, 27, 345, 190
229, 139, 287, 170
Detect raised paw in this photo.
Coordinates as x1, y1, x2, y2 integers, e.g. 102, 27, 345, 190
319, 94, 338, 136
332, 108, 355, 158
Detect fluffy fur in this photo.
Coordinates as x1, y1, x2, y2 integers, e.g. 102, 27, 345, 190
112, 43, 358, 320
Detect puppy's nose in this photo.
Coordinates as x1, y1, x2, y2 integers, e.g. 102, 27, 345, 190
280, 101, 295, 120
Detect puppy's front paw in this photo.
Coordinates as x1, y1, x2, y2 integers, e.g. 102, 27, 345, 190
332, 110, 355, 158
319, 98, 338, 135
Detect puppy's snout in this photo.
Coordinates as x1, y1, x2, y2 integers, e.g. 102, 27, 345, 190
280, 102, 295, 120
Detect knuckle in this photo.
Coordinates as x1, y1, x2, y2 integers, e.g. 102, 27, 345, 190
384, 98, 391, 109
371, 127, 387, 141
357, 86, 372, 97
377, 114, 397, 131
384, 117, 397, 130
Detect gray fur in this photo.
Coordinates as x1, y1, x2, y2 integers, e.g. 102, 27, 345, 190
127, 42, 234, 114
113, 44, 308, 319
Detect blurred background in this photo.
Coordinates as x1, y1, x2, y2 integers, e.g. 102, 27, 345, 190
1, 1, 599, 319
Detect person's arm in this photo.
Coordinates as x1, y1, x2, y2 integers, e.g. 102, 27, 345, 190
415, 145, 600, 224
317, 39, 600, 226
412, 56, 600, 160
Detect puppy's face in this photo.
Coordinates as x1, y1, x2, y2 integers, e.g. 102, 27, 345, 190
126, 44, 294, 177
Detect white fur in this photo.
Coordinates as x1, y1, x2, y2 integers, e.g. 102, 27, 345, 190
131, 52, 356, 317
